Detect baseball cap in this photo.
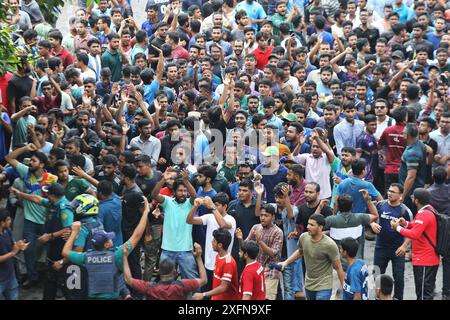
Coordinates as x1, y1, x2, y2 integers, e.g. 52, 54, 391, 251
45, 183, 65, 197
392, 50, 404, 59
282, 113, 298, 123
262, 146, 279, 157
91, 230, 115, 247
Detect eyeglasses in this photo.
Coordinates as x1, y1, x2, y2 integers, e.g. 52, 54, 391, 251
375, 106, 386, 109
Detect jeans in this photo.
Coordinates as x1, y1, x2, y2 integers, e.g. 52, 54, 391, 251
305, 288, 332, 300
283, 259, 304, 300
0, 277, 18, 300
374, 247, 405, 300
442, 254, 450, 297
413, 265, 439, 300
23, 219, 45, 281
160, 250, 199, 280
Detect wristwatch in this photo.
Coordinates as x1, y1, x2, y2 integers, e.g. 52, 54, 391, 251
202, 292, 207, 299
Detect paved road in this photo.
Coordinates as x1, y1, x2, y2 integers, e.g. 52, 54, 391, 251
11, 239, 444, 300
45, 0, 445, 302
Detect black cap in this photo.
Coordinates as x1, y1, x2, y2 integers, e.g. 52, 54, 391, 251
46, 183, 65, 198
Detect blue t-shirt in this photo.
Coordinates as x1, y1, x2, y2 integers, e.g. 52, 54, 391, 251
399, 140, 426, 196
160, 195, 193, 252
235, 1, 267, 31
336, 176, 381, 213
376, 201, 413, 250
143, 79, 160, 107
0, 229, 15, 282
255, 164, 288, 203
0, 112, 11, 161
343, 259, 369, 300
98, 194, 123, 248
426, 32, 442, 51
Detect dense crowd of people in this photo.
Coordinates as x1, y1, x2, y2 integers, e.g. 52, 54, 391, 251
0, 0, 449, 301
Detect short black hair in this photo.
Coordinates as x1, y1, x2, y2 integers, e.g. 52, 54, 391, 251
98, 180, 113, 197
309, 213, 326, 227
159, 258, 175, 276
239, 179, 254, 190
121, 164, 137, 180
240, 240, 259, 260
213, 228, 232, 250
337, 194, 353, 212
432, 166, 447, 184
0, 208, 11, 223
413, 188, 430, 205
341, 237, 359, 258
377, 274, 394, 296
351, 159, 366, 176
212, 192, 229, 206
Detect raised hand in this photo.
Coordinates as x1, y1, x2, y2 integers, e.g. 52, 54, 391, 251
192, 242, 202, 258
359, 189, 370, 201
254, 180, 264, 195
194, 197, 203, 208
235, 228, 243, 241
71, 221, 82, 232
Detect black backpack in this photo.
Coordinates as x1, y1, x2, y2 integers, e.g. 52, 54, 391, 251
423, 206, 450, 257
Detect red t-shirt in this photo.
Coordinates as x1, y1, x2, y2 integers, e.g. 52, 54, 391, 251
252, 46, 273, 71
378, 124, 406, 174
131, 278, 200, 300
212, 254, 239, 300
52, 46, 74, 69
239, 261, 266, 300
0, 72, 12, 113
172, 46, 190, 61
159, 187, 174, 197
34, 96, 59, 114
399, 205, 440, 267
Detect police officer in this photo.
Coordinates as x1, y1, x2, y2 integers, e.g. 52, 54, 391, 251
10, 183, 74, 300
62, 196, 150, 299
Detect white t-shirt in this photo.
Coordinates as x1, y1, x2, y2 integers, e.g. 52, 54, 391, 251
374, 116, 396, 141
200, 213, 236, 271
295, 153, 332, 199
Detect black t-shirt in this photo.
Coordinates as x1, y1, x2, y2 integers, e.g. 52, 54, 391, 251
423, 138, 438, 184
7, 73, 33, 109
94, 168, 122, 195
296, 203, 333, 232
0, 229, 14, 282
135, 171, 163, 199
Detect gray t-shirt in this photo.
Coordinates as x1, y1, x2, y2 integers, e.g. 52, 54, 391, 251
298, 232, 340, 291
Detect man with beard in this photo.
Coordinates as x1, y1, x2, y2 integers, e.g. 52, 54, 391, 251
235, 0, 267, 31
236, 204, 283, 300
282, 122, 308, 156
63, 111, 100, 155
152, 168, 199, 280
11, 97, 37, 148
418, 118, 438, 185
281, 213, 345, 301
101, 33, 126, 82
316, 65, 333, 103
330, 146, 357, 209
130, 119, 161, 167
158, 120, 182, 171
287, 164, 306, 207
94, 154, 121, 195
7, 56, 34, 115
295, 130, 335, 200
316, 105, 340, 153
148, 22, 168, 68
293, 182, 333, 238
5, 143, 58, 288
357, 115, 379, 183
64, 137, 95, 176
54, 160, 93, 201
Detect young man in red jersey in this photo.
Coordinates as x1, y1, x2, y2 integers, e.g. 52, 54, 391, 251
239, 240, 266, 300
193, 228, 239, 300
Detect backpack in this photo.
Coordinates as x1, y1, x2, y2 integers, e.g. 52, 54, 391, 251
423, 206, 450, 257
